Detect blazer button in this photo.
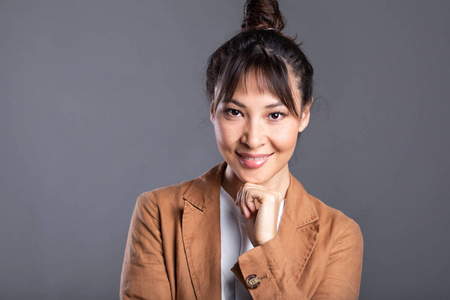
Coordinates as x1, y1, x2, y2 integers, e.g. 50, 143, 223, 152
246, 274, 261, 289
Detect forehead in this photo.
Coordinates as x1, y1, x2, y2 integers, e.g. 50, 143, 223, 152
236, 69, 277, 94
213, 59, 301, 116
233, 71, 281, 99
231, 69, 301, 104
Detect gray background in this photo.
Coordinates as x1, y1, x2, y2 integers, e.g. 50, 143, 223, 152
1, 0, 449, 299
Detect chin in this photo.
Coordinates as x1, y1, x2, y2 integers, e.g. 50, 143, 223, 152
231, 164, 273, 185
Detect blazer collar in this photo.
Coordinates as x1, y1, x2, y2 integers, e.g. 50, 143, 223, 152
183, 162, 227, 211
277, 174, 320, 280
181, 163, 226, 299
284, 173, 319, 228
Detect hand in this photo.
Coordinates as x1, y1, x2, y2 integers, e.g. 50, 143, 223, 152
236, 183, 283, 247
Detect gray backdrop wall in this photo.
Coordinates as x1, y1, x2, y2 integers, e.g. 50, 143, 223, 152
1, 0, 449, 299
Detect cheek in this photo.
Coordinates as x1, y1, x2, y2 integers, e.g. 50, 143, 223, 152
214, 119, 240, 150
271, 124, 299, 152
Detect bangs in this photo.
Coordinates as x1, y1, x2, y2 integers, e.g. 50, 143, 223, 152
214, 45, 299, 116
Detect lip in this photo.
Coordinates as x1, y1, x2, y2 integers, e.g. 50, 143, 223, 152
236, 152, 273, 169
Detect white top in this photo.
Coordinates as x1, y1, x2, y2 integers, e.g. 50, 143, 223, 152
220, 187, 285, 300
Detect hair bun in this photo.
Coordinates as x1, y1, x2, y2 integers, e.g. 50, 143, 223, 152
241, 0, 286, 31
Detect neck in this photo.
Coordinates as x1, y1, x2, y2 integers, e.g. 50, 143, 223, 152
221, 164, 291, 200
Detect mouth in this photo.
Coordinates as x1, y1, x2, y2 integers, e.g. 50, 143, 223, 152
236, 152, 273, 168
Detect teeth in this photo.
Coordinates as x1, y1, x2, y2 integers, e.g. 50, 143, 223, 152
242, 156, 267, 161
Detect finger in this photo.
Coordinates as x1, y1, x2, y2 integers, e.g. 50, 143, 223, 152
244, 184, 282, 206
245, 190, 257, 213
236, 187, 251, 218
245, 190, 258, 213
235, 186, 243, 206
239, 193, 251, 218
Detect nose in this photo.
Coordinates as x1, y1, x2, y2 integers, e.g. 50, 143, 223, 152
240, 118, 266, 149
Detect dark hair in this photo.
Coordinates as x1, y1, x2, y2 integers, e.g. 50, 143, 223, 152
206, 0, 313, 117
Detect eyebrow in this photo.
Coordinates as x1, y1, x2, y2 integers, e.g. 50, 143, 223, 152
265, 102, 284, 109
225, 99, 246, 108
225, 98, 285, 109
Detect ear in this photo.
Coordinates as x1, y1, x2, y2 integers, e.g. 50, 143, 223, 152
210, 102, 215, 123
298, 98, 313, 133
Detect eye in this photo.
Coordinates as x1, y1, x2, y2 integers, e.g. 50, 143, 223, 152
226, 109, 242, 117
269, 112, 285, 120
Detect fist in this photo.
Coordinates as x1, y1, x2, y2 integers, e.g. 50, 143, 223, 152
236, 183, 283, 247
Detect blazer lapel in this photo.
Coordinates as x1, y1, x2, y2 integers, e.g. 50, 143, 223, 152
182, 163, 226, 299
277, 174, 320, 280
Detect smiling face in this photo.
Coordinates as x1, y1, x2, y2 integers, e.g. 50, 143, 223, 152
211, 71, 310, 197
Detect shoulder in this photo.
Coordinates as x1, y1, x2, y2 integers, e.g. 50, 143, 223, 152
135, 180, 194, 214
138, 180, 193, 203
133, 162, 227, 217
136, 162, 226, 212
308, 194, 363, 244
309, 195, 358, 228
286, 175, 361, 240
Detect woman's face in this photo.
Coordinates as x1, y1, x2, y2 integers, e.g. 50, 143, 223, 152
211, 72, 310, 188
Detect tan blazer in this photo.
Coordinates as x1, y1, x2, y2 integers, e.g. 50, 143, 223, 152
120, 163, 363, 299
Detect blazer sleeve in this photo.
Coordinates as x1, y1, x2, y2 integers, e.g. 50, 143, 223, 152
232, 220, 363, 300
120, 193, 172, 300
312, 220, 363, 300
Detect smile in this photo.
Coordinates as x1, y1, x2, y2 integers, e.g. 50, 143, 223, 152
236, 152, 273, 168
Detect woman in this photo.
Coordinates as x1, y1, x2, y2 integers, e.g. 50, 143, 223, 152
120, 0, 363, 299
